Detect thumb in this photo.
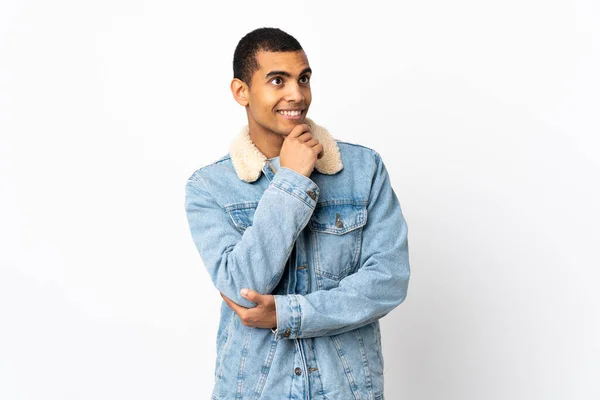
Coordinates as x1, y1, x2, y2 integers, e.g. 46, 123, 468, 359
240, 288, 261, 303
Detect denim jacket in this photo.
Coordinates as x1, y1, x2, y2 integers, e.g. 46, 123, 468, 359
184, 118, 410, 400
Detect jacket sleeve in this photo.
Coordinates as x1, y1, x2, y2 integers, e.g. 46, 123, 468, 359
185, 166, 319, 308
271, 152, 410, 340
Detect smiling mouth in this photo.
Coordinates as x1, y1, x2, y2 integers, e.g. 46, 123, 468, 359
277, 110, 305, 119
277, 109, 303, 115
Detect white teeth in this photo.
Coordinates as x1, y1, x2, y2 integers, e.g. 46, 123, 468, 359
278, 110, 302, 116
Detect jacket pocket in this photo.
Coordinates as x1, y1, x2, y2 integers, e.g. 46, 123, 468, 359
224, 201, 259, 233
308, 201, 367, 283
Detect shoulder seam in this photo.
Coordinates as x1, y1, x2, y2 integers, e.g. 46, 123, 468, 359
187, 154, 231, 181
335, 139, 379, 155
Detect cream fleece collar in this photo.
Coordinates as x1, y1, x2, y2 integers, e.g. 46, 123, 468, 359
229, 117, 344, 183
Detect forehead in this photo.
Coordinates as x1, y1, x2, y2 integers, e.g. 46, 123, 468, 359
254, 50, 310, 76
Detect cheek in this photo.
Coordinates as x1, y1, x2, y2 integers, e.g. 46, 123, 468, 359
254, 98, 274, 113
250, 99, 272, 117
303, 89, 312, 104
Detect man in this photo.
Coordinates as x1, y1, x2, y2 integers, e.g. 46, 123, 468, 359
185, 27, 410, 400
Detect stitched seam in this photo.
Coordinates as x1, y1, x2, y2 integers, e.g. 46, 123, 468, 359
270, 182, 314, 209
224, 200, 260, 211
331, 335, 361, 400
297, 296, 303, 337
216, 314, 236, 398
355, 329, 374, 400
251, 337, 278, 399
236, 328, 252, 398
309, 339, 328, 400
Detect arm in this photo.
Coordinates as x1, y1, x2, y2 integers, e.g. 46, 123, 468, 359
272, 152, 410, 339
184, 166, 319, 308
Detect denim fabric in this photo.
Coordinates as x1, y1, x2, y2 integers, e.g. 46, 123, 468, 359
185, 137, 410, 400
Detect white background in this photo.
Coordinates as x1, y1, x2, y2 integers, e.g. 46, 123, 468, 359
1, 1, 598, 399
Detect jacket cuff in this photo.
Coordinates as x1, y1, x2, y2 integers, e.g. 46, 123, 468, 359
270, 167, 320, 207
271, 294, 301, 340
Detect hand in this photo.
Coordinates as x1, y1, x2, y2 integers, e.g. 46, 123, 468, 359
220, 288, 278, 330
280, 123, 324, 177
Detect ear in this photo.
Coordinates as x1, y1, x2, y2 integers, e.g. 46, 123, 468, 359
230, 78, 249, 107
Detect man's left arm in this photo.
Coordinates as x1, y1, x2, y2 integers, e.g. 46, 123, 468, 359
271, 152, 410, 340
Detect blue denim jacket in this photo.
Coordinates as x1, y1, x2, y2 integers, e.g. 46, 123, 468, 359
184, 118, 410, 400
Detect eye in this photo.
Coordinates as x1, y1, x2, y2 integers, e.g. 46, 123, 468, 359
270, 77, 283, 85
300, 75, 310, 84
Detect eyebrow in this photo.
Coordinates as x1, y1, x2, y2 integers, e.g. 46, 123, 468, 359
265, 67, 312, 79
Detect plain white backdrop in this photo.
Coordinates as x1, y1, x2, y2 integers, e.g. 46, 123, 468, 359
1, 1, 598, 399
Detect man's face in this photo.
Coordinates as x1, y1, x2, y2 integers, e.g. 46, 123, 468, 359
245, 50, 312, 138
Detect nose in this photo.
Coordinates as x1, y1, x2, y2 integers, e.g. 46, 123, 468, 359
285, 81, 305, 103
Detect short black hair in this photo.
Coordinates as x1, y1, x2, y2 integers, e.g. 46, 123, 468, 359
233, 27, 303, 87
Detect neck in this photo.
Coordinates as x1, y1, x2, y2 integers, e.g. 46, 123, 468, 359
248, 127, 284, 159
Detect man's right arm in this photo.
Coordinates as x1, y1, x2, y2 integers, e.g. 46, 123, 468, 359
184, 166, 319, 308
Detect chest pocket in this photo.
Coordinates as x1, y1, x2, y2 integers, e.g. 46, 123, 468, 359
224, 201, 259, 233
308, 201, 368, 285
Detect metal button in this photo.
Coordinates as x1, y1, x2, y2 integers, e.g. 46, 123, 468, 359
297, 265, 307, 270
307, 190, 317, 200
335, 213, 344, 228
283, 328, 291, 337
294, 367, 302, 376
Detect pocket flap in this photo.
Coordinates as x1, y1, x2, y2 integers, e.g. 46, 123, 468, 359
224, 201, 259, 231
309, 203, 367, 235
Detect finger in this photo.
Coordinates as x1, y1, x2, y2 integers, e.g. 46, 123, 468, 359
297, 132, 314, 143
287, 124, 311, 139
314, 143, 324, 157
222, 293, 246, 312
240, 288, 262, 304
303, 138, 320, 147
221, 293, 233, 307
221, 292, 236, 304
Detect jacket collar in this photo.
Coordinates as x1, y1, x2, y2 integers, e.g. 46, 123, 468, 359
229, 117, 344, 183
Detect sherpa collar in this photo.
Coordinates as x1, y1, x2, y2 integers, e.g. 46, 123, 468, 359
229, 117, 344, 183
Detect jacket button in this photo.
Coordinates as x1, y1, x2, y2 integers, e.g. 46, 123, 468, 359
335, 213, 344, 228
283, 328, 291, 337
294, 367, 302, 376
307, 190, 317, 200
